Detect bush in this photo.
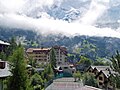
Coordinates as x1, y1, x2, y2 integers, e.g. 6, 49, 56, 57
83, 73, 97, 87
73, 71, 81, 82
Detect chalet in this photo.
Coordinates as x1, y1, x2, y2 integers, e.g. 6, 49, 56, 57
96, 70, 118, 89
87, 65, 118, 89
0, 40, 10, 52
87, 66, 111, 76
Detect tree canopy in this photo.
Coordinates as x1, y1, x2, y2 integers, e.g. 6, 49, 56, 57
110, 51, 120, 89
111, 51, 120, 74
7, 46, 30, 90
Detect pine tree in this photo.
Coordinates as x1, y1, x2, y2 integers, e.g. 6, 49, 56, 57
111, 51, 120, 74
43, 64, 54, 81
0, 51, 6, 60
111, 51, 120, 89
7, 46, 31, 90
30, 73, 44, 90
50, 48, 56, 68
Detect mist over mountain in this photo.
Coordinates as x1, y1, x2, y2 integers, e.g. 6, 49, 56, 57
1, 0, 120, 60
20, 0, 120, 27
1, 0, 120, 38
0, 27, 120, 61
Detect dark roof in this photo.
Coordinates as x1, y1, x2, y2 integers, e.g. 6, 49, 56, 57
96, 70, 119, 78
87, 65, 119, 78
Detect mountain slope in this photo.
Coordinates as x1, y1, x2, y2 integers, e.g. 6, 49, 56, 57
0, 27, 120, 60
1, 0, 120, 60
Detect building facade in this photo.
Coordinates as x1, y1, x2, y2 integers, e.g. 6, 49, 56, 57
0, 60, 11, 90
26, 48, 51, 64
53, 46, 67, 65
26, 46, 67, 65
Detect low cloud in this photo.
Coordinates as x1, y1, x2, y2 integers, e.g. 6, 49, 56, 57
0, 0, 120, 38
80, 0, 109, 25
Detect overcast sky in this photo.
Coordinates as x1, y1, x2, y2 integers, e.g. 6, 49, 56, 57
0, 0, 120, 38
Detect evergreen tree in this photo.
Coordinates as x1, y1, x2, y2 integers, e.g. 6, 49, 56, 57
110, 51, 120, 89
50, 48, 56, 68
0, 51, 6, 60
28, 56, 36, 67
7, 46, 31, 90
111, 51, 120, 74
43, 64, 54, 81
30, 73, 43, 90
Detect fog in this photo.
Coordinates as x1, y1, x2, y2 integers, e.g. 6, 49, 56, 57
0, 0, 120, 38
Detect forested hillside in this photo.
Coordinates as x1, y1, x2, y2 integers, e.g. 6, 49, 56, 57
1, 27, 120, 61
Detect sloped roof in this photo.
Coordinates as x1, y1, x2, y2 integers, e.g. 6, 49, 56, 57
91, 66, 111, 72
0, 40, 10, 45
88, 65, 118, 78
98, 70, 119, 78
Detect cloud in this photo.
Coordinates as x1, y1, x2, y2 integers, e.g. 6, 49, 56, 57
0, 0, 120, 38
0, 0, 25, 13
80, 0, 109, 25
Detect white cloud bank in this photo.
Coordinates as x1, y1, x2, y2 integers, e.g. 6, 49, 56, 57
0, 0, 120, 38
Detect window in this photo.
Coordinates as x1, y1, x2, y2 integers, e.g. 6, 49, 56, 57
99, 76, 103, 80
58, 62, 61, 65
64, 67, 68, 69
99, 82, 103, 85
89, 70, 92, 72
0, 62, 5, 69
70, 66, 73, 68
72, 71, 74, 73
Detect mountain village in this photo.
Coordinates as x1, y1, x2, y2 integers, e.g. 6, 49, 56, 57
0, 39, 119, 90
